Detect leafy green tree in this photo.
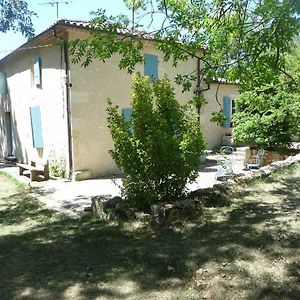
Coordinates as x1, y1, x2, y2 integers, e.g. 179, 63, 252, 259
107, 73, 205, 209
70, 0, 300, 92
232, 89, 300, 150
233, 41, 300, 150
0, 0, 35, 38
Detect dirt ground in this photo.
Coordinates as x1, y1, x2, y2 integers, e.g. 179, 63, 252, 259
0, 165, 299, 300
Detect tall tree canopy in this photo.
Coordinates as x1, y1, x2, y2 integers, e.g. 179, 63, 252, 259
232, 40, 300, 150
71, 0, 300, 92
0, 0, 35, 38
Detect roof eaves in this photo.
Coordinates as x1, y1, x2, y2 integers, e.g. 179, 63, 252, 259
0, 23, 59, 66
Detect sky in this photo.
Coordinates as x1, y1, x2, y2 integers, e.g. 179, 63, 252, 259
0, 0, 132, 59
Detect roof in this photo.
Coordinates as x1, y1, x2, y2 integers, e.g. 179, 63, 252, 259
55, 19, 155, 39
0, 19, 155, 65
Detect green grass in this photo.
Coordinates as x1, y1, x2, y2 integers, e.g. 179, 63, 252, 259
0, 170, 28, 190
0, 165, 299, 299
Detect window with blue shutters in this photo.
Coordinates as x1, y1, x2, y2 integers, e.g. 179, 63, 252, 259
30, 106, 44, 148
33, 56, 41, 86
223, 96, 232, 128
144, 54, 158, 81
0, 72, 8, 94
122, 108, 133, 122
122, 108, 133, 132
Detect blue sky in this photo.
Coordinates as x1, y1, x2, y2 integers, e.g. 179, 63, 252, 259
0, 0, 131, 59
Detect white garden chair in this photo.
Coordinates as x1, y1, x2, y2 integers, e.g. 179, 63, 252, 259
244, 149, 265, 170
215, 151, 234, 180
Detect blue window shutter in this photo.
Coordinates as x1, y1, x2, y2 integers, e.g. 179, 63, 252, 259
30, 106, 44, 148
34, 56, 41, 86
122, 108, 133, 122
0, 72, 8, 94
223, 96, 231, 128
144, 54, 158, 81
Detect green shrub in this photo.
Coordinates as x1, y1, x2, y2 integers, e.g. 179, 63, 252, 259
107, 73, 205, 210
50, 156, 66, 179
233, 89, 300, 151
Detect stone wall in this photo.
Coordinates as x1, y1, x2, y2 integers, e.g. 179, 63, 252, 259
245, 148, 299, 166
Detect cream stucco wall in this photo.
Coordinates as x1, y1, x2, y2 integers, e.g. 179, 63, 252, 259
0, 40, 70, 172
0, 26, 240, 180
68, 29, 239, 178
202, 83, 239, 147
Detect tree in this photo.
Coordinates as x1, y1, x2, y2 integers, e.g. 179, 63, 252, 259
70, 0, 300, 94
107, 73, 205, 209
0, 0, 35, 38
232, 89, 300, 151
232, 42, 300, 150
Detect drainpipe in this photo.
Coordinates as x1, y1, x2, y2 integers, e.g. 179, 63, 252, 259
54, 29, 74, 180
196, 58, 201, 119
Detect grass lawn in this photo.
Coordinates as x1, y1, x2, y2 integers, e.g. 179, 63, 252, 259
0, 166, 299, 300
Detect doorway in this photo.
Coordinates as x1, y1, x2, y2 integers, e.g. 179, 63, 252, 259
5, 112, 13, 156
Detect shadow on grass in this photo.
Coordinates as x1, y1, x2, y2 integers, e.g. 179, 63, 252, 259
0, 193, 53, 226
0, 166, 299, 299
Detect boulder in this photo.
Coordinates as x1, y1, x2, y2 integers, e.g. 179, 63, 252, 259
91, 195, 136, 220
150, 199, 203, 225
73, 170, 93, 181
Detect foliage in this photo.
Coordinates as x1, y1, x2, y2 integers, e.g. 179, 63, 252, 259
107, 73, 205, 209
50, 156, 66, 178
210, 110, 226, 127
192, 94, 207, 110
69, 0, 300, 92
232, 88, 300, 150
0, 0, 35, 38
281, 38, 300, 89
69, 9, 144, 72
233, 41, 300, 150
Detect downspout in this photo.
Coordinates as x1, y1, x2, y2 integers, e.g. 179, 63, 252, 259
196, 56, 211, 123
53, 28, 73, 180
196, 57, 201, 120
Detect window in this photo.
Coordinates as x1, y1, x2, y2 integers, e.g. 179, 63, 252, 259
223, 96, 235, 128
33, 56, 41, 86
30, 105, 44, 148
122, 108, 133, 122
0, 72, 8, 94
144, 54, 158, 81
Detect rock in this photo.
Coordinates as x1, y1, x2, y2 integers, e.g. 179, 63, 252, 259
167, 265, 175, 272
216, 174, 234, 181
150, 199, 203, 225
151, 204, 167, 225
103, 196, 123, 208
73, 170, 93, 181
195, 279, 207, 287
91, 197, 106, 218
83, 206, 92, 212
260, 165, 277, 175
166, 207, 181, 222
135, 212, 152, 222
91, 195, 137, 220
114, 205, 136, 220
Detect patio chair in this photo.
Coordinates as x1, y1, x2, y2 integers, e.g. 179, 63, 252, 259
215, 152, 233, 180
244, 149, 265, 170
219, 145, 234, 155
